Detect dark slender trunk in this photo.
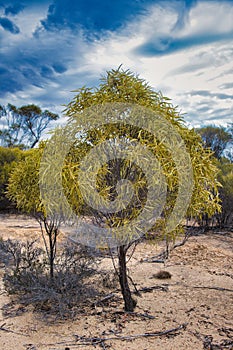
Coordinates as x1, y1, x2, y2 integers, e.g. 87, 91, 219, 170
49, 233, 54, 280
42, 219, 58, 281
118, 245, 136, 312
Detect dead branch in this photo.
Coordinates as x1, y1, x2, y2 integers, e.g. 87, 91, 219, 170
134, 285, 169, 293
127, 311, 155, 320
192, 286, 233, 293
113, 310, 155, 320
73, 323, 187, 345
43, 323, 187, 348
0, 322, 29, 336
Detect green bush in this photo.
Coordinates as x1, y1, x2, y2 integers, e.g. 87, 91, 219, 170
216, 158, 233, 227
0, 147, 25, 210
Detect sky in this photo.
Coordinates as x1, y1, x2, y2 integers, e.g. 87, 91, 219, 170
0, 0, 233, 128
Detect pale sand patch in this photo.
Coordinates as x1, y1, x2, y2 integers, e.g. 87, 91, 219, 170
0, 215, 232, 350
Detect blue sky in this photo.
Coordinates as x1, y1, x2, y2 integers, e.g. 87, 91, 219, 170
0, 0, 233, 127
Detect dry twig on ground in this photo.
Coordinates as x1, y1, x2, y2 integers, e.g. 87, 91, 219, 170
0, 322, 29, 336
42, 323, 187, 348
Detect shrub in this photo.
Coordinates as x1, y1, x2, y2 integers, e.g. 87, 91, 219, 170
0, 238, 101, 319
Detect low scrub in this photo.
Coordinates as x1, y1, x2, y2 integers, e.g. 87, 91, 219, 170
0, 238, 102, 319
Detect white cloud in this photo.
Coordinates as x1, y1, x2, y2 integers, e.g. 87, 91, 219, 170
185, 1, 233, 35
81, 1, 233, 127
0, 0, 232, 129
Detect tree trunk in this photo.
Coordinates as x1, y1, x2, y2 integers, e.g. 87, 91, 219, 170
49, 233, 54, 280
43, 220, 58, 281
118, 245, 136, 311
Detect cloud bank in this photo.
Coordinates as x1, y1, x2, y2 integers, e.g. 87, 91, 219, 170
0, 0, 232, 126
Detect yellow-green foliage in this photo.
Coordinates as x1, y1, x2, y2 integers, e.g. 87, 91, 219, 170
64, 68, 221, 229
7, 68, 221, 240
0, 147, 31, 208
7, 146, 44, 215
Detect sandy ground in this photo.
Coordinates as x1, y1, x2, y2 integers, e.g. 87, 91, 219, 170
0, 214, 233, 350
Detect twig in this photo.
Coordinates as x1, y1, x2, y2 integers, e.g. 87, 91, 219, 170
148, 259, 165, 263
192, 286, 233, 293
0, 322, 29, 336
134, 285, 169, 293
126, 240, 139, 264
113, 310, 155, 320
46, 323, 188, 350
73, 323, 187, 345
45, 323, 187, 348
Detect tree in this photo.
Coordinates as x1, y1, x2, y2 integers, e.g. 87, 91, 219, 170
59, 68, 220, 311
8, 68, 221, 311
7, 146, 59, 279
196, 125, 233, 227
0, 104, 59, 149
196, 125, 232, 159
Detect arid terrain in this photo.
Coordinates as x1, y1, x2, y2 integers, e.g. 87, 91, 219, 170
0, 214, 233, 350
